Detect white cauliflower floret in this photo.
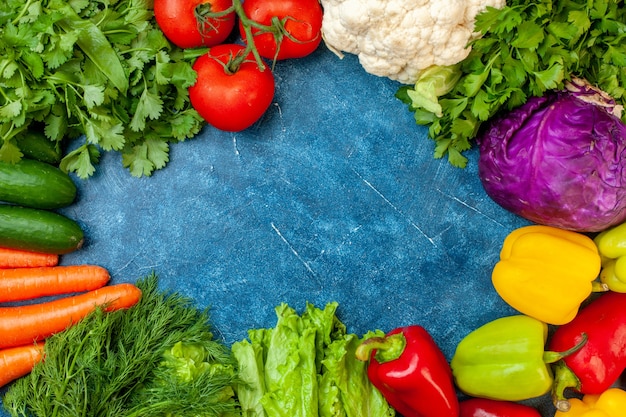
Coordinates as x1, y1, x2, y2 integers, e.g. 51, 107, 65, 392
320, 0, 505, 84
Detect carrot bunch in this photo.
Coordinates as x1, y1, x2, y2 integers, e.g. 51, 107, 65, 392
0, 246, 142, 387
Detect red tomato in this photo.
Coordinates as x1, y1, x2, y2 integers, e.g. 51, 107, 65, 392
154, 0, 236, 49
239, 0, 323, 60
189, 44, 275, 132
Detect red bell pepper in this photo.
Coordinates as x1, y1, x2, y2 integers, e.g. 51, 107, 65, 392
355, 325, 459, 417
549, 291, 626, 411
459, 398, 542, 417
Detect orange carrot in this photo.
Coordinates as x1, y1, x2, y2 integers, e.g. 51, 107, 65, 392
0, 342, 45, 388
0, 264, 111, 303
0, 283, 142, 349
0, 247, 58, 269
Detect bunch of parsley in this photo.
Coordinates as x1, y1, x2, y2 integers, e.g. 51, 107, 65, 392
398, 0, 626, 167
0, 0, 204, 177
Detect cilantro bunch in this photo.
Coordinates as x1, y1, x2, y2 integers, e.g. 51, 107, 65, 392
398, 0, 626, 168
0, 0, 204, 177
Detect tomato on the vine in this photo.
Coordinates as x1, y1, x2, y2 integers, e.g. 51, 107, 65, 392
189, 44, 275, 132
240, 0, 323, 60
154, 0, 236, 49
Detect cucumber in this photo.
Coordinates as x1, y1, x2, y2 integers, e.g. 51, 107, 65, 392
0, 205, 84, 254
0, 159, 77, 209
16, 131, 63, 165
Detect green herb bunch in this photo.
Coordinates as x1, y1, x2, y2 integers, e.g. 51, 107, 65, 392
0, 0, 204, 178
398, 0, 626, 167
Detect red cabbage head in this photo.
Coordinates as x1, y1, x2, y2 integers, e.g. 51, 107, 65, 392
477, 78, 626, 232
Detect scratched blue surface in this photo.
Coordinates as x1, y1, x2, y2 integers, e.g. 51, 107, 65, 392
0, 46, 565, 415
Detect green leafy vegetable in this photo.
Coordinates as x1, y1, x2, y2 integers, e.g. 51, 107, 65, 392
0, 0, 204, 178
319, 331, 395, 417
231, 302, 395, 417
399, 0, 626, 167
2, 274, 240, 417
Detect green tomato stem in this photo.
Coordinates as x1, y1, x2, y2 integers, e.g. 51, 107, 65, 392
195, 0, 291, 73
230, 0, 268, 72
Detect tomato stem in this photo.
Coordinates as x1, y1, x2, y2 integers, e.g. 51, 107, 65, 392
191, 0, 294, 73
192, 0, 320, 74
229, 0, 268, 71
194, 4, 234, 44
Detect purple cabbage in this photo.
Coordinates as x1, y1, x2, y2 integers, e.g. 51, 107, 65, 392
477, 78, 626, 232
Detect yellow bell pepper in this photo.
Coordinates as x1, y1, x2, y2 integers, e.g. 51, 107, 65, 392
492, 225, 601, 325
554, 388, 626, 416
594, 221, 626, 292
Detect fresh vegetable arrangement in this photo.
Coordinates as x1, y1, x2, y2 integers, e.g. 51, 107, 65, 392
4, 2, 626, 417
399, 0, 626, 168
0, 148, 139, 389
2, 275, 240, 417
1, 281, 394, 417
0, 0, 324, 178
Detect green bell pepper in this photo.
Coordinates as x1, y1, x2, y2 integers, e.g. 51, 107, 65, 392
450, 315, 585, 402
595, 222, 626, 292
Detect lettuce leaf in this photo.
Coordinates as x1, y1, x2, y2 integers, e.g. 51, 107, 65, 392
232, 302, 395, 417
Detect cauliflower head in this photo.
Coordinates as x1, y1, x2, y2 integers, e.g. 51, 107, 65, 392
320, 0, 505, 84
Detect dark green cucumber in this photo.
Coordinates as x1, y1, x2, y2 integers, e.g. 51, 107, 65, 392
0, 205, 84, 254
16, 131, 63, 165
0, 159, 76, 209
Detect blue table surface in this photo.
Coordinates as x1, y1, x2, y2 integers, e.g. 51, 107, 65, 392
1, 45, 570, 416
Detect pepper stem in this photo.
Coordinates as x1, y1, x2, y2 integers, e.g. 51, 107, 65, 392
542, 333, 588, 364
355, 333, 406, 364
592, 281, 610, 292
545, 333, 588, 413
551, 360, 581, 413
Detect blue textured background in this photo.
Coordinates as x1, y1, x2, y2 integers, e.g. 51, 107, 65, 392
1, 46, 568, 415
